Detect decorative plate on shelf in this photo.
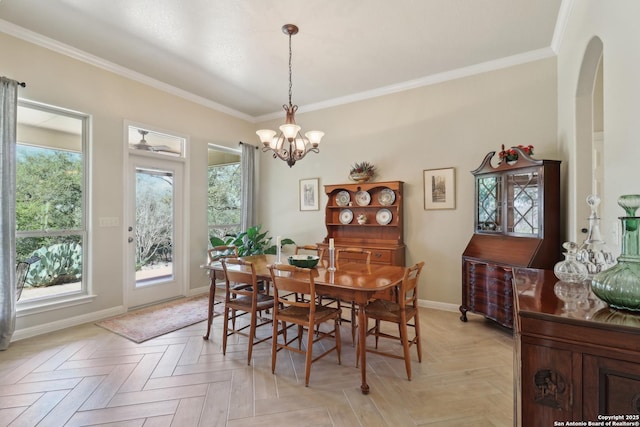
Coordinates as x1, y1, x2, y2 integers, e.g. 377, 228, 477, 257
339, 209, 354, 224
376, 208, 392, 225
336, 191, 350, 206
378, 188, 396, 206
355, 190, 371, 206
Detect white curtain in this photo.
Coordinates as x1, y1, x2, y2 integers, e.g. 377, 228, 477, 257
0, 77, 19, 350
240, 142, 256, 232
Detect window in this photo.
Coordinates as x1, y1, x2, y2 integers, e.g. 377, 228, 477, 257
15, 100, 89, 303
207, 145, 241, 241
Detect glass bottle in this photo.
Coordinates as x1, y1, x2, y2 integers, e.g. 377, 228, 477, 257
576, 195, 616, 277
554, 241, 588, 283
591, 195, 640, 311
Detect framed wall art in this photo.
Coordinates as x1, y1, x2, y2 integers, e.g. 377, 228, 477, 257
424, 167, 456, 210
299, 178, 320, 211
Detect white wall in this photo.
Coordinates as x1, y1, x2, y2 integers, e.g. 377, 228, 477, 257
557, 0, 640, 250
1, 32, 256, 334
256, 58, 558, 307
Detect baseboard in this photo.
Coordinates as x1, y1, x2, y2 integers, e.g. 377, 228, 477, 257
188, 286, 209, 297
418, 298, 460, 313
11, 305, 126, 342
11, 291, 452, 342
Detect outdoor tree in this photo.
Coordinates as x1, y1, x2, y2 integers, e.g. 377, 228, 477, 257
207, 163, 241, 239
16, 149, 83, 259
135, 173, 173, 268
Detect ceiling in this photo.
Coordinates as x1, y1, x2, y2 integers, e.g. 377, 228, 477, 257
0, 0, 565, 121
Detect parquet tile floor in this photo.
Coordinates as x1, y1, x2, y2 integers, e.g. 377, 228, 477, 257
0, 307, 513, 426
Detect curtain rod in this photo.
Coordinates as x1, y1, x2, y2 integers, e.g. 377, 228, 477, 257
1, 77, 26, 87
238, 141, 259, 150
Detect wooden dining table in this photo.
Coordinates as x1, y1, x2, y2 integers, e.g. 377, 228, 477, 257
202, 253, 406, 394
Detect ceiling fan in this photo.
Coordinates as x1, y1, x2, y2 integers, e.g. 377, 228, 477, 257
130, 129, 180, 154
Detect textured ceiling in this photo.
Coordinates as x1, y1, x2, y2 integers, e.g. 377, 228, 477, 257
0, 0, 564, 120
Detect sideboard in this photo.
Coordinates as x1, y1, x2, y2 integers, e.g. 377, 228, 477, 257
512, 268, 640, 426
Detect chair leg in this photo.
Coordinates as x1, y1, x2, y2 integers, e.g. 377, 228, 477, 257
350, 302, 357, 346
399, 314, 412, 381
247, 310, 257, 365
304, 321, 314, 386
222, 305, 230, 355
271, 317, 278, 374
335, 317, 342, 365
297, 325, 304, 349
414, 311, 422, 363
374, 320, 381, 348
203, 283, 216, 340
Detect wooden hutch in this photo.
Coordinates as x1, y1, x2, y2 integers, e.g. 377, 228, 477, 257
513, 268, 640, 425
319, 180, 405, 266
460, 148, 561, 328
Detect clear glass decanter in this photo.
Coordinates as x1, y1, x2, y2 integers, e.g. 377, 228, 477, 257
591, 195, 640, 311
554, 241, 588, 283
576, 194, 616, 276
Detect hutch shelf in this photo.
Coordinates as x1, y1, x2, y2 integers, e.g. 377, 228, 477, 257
460, 147, 561, 328
319, 180, 405, 266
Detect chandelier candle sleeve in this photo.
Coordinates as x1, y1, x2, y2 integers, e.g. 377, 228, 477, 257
276, 236, 282, 264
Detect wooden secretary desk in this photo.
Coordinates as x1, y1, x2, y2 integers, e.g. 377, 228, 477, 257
460, 148, 561, 328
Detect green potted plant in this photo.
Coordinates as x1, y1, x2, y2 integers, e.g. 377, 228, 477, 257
210, 224, 295, 256
349, 161, 376, 183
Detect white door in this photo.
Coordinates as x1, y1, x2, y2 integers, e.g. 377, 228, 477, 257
126, 154, 185, 307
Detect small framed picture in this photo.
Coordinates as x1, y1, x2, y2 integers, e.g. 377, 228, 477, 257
300, 178, 320, 211
424, 167, 456, 210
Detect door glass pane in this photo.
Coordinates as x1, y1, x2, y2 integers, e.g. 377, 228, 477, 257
507, 172, 539, 235
477, 176, 502, 232
135, 168, 174, 285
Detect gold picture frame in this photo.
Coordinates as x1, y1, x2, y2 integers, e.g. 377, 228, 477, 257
299, 178, 320, 211
424, 167, 456, 210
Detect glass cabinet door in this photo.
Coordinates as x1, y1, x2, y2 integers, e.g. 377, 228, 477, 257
477, 175, 502, 232
505, 171, 540, 236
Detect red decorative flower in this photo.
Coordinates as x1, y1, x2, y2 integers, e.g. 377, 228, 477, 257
499, 145, 534, 162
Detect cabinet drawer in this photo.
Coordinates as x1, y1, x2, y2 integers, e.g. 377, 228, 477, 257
369, 249, 391, 264
338, 248, 391, 264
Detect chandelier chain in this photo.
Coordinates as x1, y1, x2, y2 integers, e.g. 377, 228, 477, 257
288, 32, 293, 107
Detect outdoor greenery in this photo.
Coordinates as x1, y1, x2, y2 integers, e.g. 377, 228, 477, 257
210, 224, 295, 256
16, 147, 84, 287
135, 171, 173, 270
208, 163, 241, 240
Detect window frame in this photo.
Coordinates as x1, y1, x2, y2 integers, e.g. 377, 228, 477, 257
15, 99, 93, 313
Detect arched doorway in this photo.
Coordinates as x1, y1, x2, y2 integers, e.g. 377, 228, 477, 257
574, 37, 604, 240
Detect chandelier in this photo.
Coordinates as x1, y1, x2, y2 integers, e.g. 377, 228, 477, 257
256, 24, 324, 167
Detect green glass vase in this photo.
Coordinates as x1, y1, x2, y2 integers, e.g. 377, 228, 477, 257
591, 195, 640, 311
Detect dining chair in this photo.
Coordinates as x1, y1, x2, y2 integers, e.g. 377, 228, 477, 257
220, 258, 275, 365
326, 247, 372, 345
268, 263, 342, 387
203, 245, 240, 340
290, 244, 325, 302
358, 261, 425, 380
294, 244, 325, 260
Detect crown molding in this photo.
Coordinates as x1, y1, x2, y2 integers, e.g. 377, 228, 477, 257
256, 47, 557, 122
0, 19, 255, 123
551, 0, 575, 54
2, 18, 558, 125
